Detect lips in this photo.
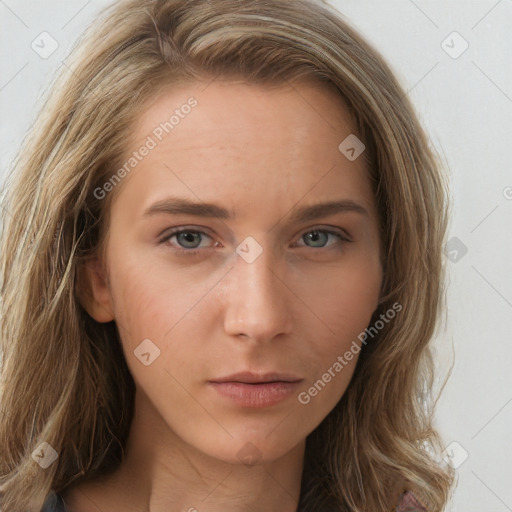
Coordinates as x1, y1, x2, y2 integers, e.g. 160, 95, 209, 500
208, 371, 303, 408
209, 371, 302, 384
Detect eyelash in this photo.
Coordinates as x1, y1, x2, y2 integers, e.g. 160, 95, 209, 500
158, 226, 352, 255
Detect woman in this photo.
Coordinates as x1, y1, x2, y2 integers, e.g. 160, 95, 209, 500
0, 0, 454, 510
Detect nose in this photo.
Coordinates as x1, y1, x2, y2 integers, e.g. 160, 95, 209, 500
222, 243, 294, 343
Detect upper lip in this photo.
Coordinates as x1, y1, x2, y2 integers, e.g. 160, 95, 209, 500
209, 371, 303, 384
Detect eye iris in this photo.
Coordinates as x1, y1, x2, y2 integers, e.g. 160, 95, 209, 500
305, 230, 328, 247
177, 232, 201, 248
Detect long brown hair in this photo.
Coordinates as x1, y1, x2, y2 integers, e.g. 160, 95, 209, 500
0, 0, 454, 510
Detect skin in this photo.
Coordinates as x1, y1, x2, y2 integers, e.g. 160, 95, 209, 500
67, 78, 383, 512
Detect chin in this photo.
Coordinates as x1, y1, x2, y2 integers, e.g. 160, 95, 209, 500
195, 432, 304, 467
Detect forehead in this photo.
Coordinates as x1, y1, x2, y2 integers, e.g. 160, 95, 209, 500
111, 78, 376, 222
136, 77, 358, 147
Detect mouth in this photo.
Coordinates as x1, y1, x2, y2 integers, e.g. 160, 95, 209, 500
208, 372, 303, 408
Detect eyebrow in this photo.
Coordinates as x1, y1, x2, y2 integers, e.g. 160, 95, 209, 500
142, 196, 368, 223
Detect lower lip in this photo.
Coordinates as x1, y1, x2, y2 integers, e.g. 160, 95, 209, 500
209, 381, 302, 408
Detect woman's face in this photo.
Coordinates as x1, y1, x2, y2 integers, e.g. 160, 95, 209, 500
84, 78, 383, 465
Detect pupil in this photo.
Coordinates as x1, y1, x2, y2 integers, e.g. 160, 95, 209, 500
307, 230, 325, 246
180, 232, 199, 247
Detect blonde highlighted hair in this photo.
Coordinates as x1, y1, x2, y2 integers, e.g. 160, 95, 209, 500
0, 0, 454, 510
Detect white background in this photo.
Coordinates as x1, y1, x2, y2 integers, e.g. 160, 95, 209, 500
1, 1, 511, 510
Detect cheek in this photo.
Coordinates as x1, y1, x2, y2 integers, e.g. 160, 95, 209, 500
106, 261, 203, 397
106, 255, 224, 389
108, 255, 206, 336
294, 256, 381, 389
295, 255, 381, 342
325, 274, 380, 342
